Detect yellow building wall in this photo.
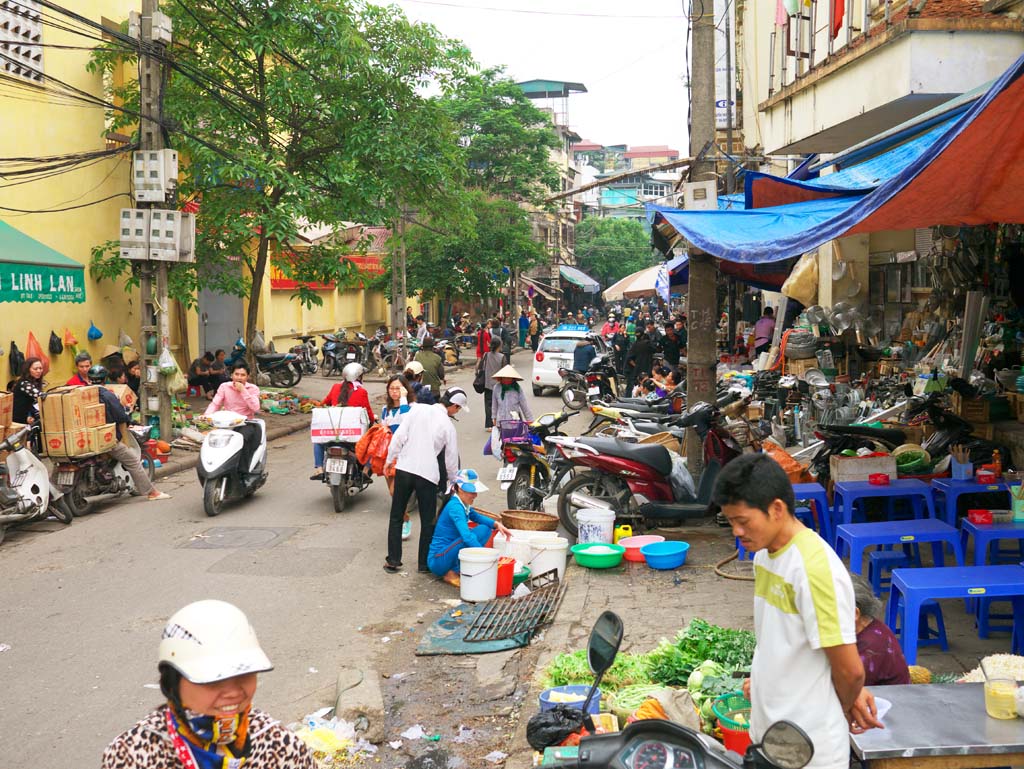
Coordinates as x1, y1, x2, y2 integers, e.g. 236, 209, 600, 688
0, 1, 193, 383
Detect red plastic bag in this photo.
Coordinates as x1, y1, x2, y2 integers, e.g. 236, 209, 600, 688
63, 328, 78, 346
25, 331, 50, 375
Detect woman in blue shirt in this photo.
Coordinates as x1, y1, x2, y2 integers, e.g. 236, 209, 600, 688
428, 469, 511, 587
381, 374, 415, 541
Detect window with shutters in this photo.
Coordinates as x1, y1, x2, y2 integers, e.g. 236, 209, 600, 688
0, 0, 43, 83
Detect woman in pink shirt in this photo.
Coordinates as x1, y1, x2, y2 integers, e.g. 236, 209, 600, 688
205, 362, 261, 418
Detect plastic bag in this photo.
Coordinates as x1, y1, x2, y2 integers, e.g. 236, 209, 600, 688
63, 328, 77, 347
250, 330, 267, 353
166, 361, 187, 394
9, 341, 23, 376
25, 331, 50, 375
668, 453, 696, 501
526, 705, 585, 751
780, 250, 818, 306
118, 328, 134, 347
48, 331, 63, 355
157, 348, 177, 375
87, 321, 103, 341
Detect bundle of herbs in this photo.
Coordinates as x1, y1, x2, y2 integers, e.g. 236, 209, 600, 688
646, 618, 756, 687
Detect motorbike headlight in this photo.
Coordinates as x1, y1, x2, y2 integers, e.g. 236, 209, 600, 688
208, 434, 233, 448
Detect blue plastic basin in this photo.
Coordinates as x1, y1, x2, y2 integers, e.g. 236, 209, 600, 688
539, 684, 601, 714
640, 541, 690, 570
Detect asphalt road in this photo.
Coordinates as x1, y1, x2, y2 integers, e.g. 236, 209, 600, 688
0, 349, 558, 767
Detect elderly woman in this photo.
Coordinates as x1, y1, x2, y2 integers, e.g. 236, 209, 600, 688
103, 600, 316, 768
427, 469, 511, 587
851, 573, 911, 686
490, 364, 533, 426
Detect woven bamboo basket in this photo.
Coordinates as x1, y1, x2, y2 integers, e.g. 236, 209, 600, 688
639, 431, 682, 453
501, 509, 560, 531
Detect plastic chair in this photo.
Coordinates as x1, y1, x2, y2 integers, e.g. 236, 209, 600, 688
895, 596, 948, 651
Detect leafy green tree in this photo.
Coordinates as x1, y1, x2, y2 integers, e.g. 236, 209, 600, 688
440, 67, 561, 204
574, 217, 658, 286
378, 192, 546, 313
89, 0, 472, 344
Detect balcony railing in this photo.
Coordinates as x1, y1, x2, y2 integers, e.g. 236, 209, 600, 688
769, 0, 905, 96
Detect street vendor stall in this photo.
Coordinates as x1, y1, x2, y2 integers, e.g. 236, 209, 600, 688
851, 683, 1024, 769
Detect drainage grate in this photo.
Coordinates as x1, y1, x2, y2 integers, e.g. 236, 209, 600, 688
463, 569, 567, 643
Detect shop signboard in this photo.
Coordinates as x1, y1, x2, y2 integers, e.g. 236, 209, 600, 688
0, 261, 84, 303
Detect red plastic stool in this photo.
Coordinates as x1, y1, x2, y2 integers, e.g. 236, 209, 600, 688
187, 385, 202, 397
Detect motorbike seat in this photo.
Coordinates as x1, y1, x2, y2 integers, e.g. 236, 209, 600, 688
256, 352, 289, 362
579, 437, 673, 476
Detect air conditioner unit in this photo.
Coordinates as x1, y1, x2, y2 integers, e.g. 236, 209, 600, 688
682, 180, 717, 211
119, 208, 150, 260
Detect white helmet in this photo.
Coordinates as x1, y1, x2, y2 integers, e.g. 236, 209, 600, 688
158, 600, 273, 683
342, 362, 365, 382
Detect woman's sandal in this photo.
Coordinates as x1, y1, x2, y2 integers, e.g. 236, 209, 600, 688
383, 560, 402, 573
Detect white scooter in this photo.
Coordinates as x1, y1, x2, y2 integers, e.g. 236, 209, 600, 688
197, 410, 268, 517
0, 425, 72, 544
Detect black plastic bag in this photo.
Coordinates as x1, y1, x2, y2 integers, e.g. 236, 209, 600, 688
9, 341, 23, 377
526, 705, 585, 751
48, 330, 63, 355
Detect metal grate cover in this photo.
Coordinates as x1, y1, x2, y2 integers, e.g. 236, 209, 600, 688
463, 569, 567, 643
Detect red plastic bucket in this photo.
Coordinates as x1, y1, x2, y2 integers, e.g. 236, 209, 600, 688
496, 556, 514, 597
719, 722, 752, 754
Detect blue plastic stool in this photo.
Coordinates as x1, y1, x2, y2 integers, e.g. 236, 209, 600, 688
895, 596, 948, 651
868, 550, 910, 597
976, 597, 1014, 638
794, 505, 815, 531
736, 537, 755, 561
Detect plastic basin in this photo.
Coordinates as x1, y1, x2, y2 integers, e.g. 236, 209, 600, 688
570, 542, 625, 569
619, 534, 666, 562
640, 541, 689, 570
539, 684, 600, 714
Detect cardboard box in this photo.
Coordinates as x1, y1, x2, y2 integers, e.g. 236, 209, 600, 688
84, 403, 106, 428
64, 428, 95, 457
829, 454, 898, 484
0, 422, 27, 442
0, 391, 12, 427
746, 401, 764, 421
104, 384, 137, 411
41, 386, 99, 433
43, 430, 69, 456
78, 385, 100, 405
92, 423, 118, 453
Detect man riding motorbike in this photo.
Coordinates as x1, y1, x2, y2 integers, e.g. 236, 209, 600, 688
87, 365, 170, 502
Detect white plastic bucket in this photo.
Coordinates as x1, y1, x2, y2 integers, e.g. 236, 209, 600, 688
459, 547, 501, 602
577, 508, 616, 544
509, 535, 534, 565
528, 537, 569, 580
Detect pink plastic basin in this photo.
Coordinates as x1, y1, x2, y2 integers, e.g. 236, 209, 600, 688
619, 534, 666, 562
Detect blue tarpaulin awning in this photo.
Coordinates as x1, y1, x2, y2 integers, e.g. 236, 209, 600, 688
559, 264, 600, 293
648, 53, 1024, 265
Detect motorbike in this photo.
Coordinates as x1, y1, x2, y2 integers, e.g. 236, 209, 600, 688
289, 333, 319, 375
226, 338, 302, 388
500, 411, 576, 511
0, 425, 72, 544
436, 337, 461, 367
319, 437, 373, 513
560, 355, 622, 411
197, 410, 268, 516
364, 326, 389, 373
321, 332, 342, 375
52, 424, 155, 516
555, 402, 745, 537
537, 612, 814, 769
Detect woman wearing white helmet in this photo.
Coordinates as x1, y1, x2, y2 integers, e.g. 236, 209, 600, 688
102, 600, 315, 768
310, 362, 375, 481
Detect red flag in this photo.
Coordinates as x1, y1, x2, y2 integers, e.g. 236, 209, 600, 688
831, 0, 844, 38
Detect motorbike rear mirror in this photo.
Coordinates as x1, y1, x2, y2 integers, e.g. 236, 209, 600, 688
587, 610, 623, 677
757, 720, 814, 769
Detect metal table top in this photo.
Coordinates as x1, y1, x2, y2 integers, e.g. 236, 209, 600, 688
851, 683, 1024, 760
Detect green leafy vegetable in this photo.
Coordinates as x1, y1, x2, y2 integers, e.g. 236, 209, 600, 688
647, 618, 755, 687
539, 650, 653, 692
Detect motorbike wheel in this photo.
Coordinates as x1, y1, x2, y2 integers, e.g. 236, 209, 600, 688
50, 495, 73, 524
269, 366, 300, 388
203, 479, 225, 517
557, 472, 624, 539
384, 351, 406, 372
65, 475, 94, 516
305, 360, 319, 375
0, 524, 5, 545
532, 385, 543, 396
508, 464, 545, 511
331, 482, 347, 513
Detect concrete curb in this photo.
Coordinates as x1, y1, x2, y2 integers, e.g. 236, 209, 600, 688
153, 417, 312, 481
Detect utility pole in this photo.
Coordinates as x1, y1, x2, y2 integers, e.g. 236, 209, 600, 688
137, 0, 173, 440
724, 7, 735, 195
685, 0, 719, 477
390, 204, 408, 365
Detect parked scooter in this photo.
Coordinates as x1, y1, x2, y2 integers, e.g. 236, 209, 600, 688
289, 333, 319, 375
197, 410, 268, 516
499, 410, 576, 511
52, 425, 155, 516
559, 354, 622, 410
0, 425, 72, 544
555, 402, 744, 537
225, 337, 302, 388
319, 437, 373, 513
532, 611, 813, 769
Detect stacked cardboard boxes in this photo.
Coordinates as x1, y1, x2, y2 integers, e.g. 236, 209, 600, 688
39, 386, 119, 457
0, 391, 25, 443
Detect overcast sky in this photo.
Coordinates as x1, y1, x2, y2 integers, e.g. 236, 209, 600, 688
390, 0, 691, 150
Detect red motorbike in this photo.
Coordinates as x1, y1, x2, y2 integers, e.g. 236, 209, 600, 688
555, 402, 745, 537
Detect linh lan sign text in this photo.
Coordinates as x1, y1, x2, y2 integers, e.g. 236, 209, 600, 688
0, 263, 85, 303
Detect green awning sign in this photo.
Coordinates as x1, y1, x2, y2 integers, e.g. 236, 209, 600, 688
0, 220, 86, 303
0, 262, 84, 303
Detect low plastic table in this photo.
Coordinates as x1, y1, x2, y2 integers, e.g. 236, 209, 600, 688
960, 519, 1024, 565
884, 564, 1024, 664
831, 479, 937, 547
791, 482, 832, 544
836, 519, 964, 575
930, 477, 1014, 526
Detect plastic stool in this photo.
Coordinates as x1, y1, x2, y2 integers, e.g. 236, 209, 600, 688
187, 385, 202, 397
867, 550, 909, 597
736, 537, 755, 561
794, 505, 815, 531
896, 597, 948, 651
976, 597, 1014, 638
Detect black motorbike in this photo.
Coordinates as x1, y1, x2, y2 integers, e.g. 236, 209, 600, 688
502, 411, 576, 511
320, 438, 372, 513
532, 611, 814, 769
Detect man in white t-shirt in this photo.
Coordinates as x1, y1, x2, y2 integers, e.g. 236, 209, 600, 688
713, 454, 882, 769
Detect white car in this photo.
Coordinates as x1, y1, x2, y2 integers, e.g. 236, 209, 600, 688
530, 324, 609, 395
